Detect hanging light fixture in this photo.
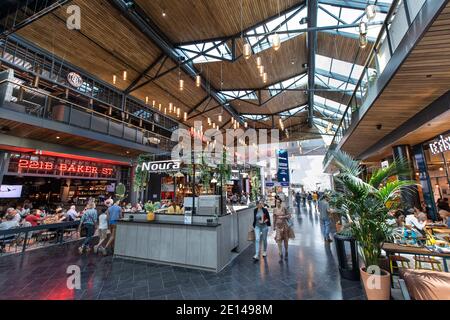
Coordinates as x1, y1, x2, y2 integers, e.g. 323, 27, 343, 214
196, 75, 201, 87
366, 4, 377, 21
212, 123, 216, 129
123, 71, 127, 81
179, 79, 184, 91
243, 42, 252, 60
145, 96, 149, 104
359, 34, 368, 48
152, 100, 156, 107
271, 33, 281, 51
359, 21, 368, 36
256, 56, 262, 67
169, 103, 173, 113
164, 107, 167, 114
158, 104, 162, 111
263, 72, 268, 83
218, 114, 222, 122
207, 117, 211, 125
184, 112, 187, 121
259, 65, 265, 76
244, 122, 248, 128
177, 108, 181, 117
113, 75, 117, 84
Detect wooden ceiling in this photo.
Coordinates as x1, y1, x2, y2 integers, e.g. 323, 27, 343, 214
135, 0, 304, 43
341, 3, 450, 159
13, 0, 371, 140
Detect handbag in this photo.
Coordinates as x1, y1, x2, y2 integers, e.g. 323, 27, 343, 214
286, 218, 294, 228
248, 227, 255, 241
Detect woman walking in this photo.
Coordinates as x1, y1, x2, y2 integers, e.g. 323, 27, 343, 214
253, 200, 271, 261
273, 199, 294, 260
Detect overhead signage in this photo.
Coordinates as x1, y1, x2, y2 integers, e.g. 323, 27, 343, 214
67, 72, 83, 88
429, 135, 450, 155
277, 149, 290, 184
265, 182, 275, 187
139, 160, 181, 173
18, 159, 114, 175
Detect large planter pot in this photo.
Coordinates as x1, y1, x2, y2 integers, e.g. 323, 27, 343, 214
146, 211, 155, 221
360, 267, 391, 300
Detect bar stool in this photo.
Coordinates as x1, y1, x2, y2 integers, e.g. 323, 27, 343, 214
414, 255, 443, 271
389, 254, 411, 274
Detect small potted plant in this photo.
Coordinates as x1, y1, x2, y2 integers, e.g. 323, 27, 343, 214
331, 150, 416, 300
144, 202, 156, 221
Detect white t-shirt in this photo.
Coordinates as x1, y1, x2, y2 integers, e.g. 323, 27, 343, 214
98, 213, 108, 230
405, 214, 425, 230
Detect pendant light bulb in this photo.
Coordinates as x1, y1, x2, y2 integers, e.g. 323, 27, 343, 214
243, 42, 252, 60
359, 34, 368, 48
244, 122, 248, 128
263, 72, 268, 83
177, 108, 180, 117
179, 79, 184, 91
152, 100, 156, 107
169, 103, 173, 113
195, 75, 201, 87
366, 5, 377, 21
184, 112, 187, 121
113, 75, 117, 84
207, 117, 211, 125
259, 65, 265, 77
256, 56, 262, 67
218, 115, 222, 122
158, 104, 161, 111
272, 33, 281, 51
145, 96, 149, 104
359, 21, 368, 35
123, 70, 127, 81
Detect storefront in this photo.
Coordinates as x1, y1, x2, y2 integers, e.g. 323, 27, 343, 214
0, 148, 131, 209
411, 131, 450, 220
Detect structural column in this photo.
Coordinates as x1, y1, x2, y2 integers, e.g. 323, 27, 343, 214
392, 145, 420, 209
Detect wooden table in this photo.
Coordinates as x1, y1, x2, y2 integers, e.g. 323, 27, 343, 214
432, 228, 450, 234
382, 242, 450, 272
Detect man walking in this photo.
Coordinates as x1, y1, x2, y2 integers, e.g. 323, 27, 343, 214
318, 194, 333, 242
295, 191, 301, 214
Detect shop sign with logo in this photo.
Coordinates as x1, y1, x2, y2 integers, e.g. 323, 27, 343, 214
277, 149, 290, 184
429, 135, 450, 155
9, 153, 116, 179
67, 72, 83, 88
139, 160, 181, 173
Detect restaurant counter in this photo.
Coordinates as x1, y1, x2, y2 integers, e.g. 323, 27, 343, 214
114, 206, 255, 272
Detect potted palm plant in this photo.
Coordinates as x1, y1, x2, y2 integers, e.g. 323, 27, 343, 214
331, 150, 416, 300
144, 202, 156, 221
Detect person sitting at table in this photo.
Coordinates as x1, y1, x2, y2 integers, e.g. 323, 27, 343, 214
438, 209, 449, 227
66, 205, 79, 221
25, 210, 43, 227
0, 212, 20, 231
405, 208, 427, 232
56, 207, 66, 222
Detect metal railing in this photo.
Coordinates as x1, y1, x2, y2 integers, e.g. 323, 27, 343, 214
323, 0, 427, 169
0, 79, 177, 152
0, 221, 80, 256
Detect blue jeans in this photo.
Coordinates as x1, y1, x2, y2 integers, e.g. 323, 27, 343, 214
321, 218, 331, 240
82, 224, 95, 248
255, 225, 269, 256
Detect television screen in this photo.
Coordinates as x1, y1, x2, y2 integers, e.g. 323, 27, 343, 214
0, 185, 23, 198
106, 183, 115, 193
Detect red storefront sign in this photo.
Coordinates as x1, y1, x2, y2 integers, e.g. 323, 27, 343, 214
17, 159, 114, 176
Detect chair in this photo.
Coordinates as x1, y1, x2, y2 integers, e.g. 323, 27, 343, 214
389, 254, 411, 274
414, 255, 443, 271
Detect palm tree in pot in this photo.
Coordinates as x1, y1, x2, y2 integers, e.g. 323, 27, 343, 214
331, 150, 416, 300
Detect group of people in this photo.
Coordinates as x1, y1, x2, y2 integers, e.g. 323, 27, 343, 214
294, 190, 320, 212
228, 192, 249, 205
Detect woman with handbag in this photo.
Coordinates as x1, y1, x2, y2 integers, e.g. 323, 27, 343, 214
273, 198, 294, 260
252, 200, 271, 261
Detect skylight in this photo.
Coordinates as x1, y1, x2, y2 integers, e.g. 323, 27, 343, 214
268, 73, 307, 96
242, 114, 270, 121
177, 41, 232, 64
245, 5, 307, 55
279, 105, 307, 119
220, 90, 258, 100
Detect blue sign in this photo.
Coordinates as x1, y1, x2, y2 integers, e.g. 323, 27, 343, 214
277, 149, 290, 184
280, 182, 290, 187
265, 182, 275, 187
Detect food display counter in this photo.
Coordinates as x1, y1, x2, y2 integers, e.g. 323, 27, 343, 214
114, 205, 254, 272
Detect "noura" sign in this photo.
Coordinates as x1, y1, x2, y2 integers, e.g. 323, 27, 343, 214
139, 160, 181, 173
429, 135, 450, 155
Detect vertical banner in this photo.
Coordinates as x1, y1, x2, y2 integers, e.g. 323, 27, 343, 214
277, 149, 290, 187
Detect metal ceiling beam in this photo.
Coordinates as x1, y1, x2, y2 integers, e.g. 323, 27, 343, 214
307, 0, 317, 128
316, 68, 360, 85
187, 96, 212, 116
124, 53, 165, 93
110, 0, 243, 124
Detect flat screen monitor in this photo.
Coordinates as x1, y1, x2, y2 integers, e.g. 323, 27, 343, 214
0, 185, 23, 198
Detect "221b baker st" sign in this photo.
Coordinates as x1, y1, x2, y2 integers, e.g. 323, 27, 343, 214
17, 159, 114, 176
429, 134, 450, 155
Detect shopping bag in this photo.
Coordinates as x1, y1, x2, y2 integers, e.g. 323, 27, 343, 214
247, 227, 255, 241
288, 227, 295, 239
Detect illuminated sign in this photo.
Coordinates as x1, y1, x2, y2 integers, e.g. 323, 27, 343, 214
139, 160, 181, 173
67, 72, 83, 88
429, 135, 450, 155
18, 159, 114, 175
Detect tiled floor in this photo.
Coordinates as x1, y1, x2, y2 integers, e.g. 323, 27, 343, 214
0, 206, 365, 300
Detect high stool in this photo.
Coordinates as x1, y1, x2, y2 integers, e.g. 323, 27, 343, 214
414, 255, 443, 271
389, 254, 411, 274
